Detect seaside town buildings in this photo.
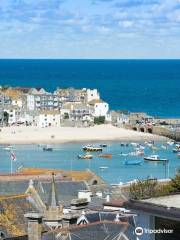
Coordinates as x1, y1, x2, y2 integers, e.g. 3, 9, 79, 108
0, 85, 180, 140
0, 87, 109, 127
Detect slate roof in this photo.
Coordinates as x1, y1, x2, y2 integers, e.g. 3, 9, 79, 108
0, 180, 88, 206
0, 195, 38, 238
42, 221, 136, 240
38, 181, 88, 206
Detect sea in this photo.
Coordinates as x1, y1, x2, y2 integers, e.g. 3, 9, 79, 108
0, 142, 179, 184
0, 59, 180, 183
0, 59, 180, 117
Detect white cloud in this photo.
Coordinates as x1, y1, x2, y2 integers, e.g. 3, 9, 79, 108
119, 20, 134, 28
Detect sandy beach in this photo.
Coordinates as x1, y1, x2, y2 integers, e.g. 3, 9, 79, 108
0, 124, 165, 144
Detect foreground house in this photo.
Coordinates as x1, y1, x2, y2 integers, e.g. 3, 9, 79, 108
124, 194, 180, 240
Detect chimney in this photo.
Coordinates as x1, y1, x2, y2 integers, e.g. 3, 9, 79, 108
106, 194, 110, 202
78, 190, 92, 202
24, 213, 43, 240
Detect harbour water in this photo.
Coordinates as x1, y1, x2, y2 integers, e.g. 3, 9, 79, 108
0, 59, 180, 117
1, 141, 179, 184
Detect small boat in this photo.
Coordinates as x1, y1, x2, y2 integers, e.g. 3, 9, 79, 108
43, 145, 53, 151
83, 145, 102, 152
98, 154, 112, 158
4, 146, 14, 151
136, 149, 144, 156
78, 154, 93, 159
139, 145, 145, 150
173, 148, 180, 153
129, 149, 144, 156
99, 166, 108, 170
38, 144, 45, 147
118, 153, 129, 156
161, 145, 168, 150
100, 144, 107, 147
167, 141, 174, 146
120, 142, 128, 147
151, 145, 159, 151
124, 160, 142, 166
144, 155, 168, 162
131, 142, 139, 147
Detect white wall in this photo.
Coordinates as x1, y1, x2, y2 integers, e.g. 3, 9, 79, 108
27, 95, 35, 111
36, 114, 60, 127
12, 99, 23, 108
94, 102, 109, 117
86, 89, 100, 102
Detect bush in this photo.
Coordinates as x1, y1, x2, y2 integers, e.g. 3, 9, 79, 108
130, 178, 175, 200
64, 113, 69, 119
170, 171, 180, 193
94, 116, 105, 125
130, 178, 158, 200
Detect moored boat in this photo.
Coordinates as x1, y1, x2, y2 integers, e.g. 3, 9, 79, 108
98, 154, 112, 158
100, 144, 107, 147
78, 154, 93, 159
124, 160, 142, 165
4, 145, 14, 151
82, 145, 102, 152
43, 145, 53, 151
144, 155, 168, 162
167, 141, 175, 146
173, 147, 180, 153
99, 166, 108, 170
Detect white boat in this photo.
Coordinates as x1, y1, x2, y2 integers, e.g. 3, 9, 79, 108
167, 141, 174, 146
161, 145, 168, 150
99, 166, 108, 170
131, 142, 139, 147
118, 153, 129, 157
129, 149, 144, 156
144, 155, 168, 162
78, 154, 93, 160
4, 146, 13, 151
83, 145, 102, 152
147, 143, 153, 147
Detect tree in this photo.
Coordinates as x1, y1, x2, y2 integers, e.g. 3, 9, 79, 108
94, 116, 105, 125
64, 113, 69, 119
3, 111, 9, 126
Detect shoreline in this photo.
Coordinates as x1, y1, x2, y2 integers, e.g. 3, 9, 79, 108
0, 124, 167, 145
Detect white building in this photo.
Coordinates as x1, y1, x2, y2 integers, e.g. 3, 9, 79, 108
12, 98, 23, 108
61, 102, 94, 123
86, 89, 100, 102
26, 95, 35, 111
88, 99, 109, 118
4, 106, 22, 125
35, 110, 61, 127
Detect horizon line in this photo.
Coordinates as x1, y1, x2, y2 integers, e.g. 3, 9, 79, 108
0, 58, 180, 61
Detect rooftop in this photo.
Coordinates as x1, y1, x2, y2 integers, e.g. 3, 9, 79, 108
42, 221, 135, 240
0, 194, 38, 238
88, 99, 105, 105
141, 194, 180, 209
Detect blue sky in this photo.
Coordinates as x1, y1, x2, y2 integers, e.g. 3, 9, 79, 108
0, 0, 180, 58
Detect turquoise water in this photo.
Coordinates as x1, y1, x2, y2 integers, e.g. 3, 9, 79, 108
0, 59, 180, 117
1, 141, 179, 184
